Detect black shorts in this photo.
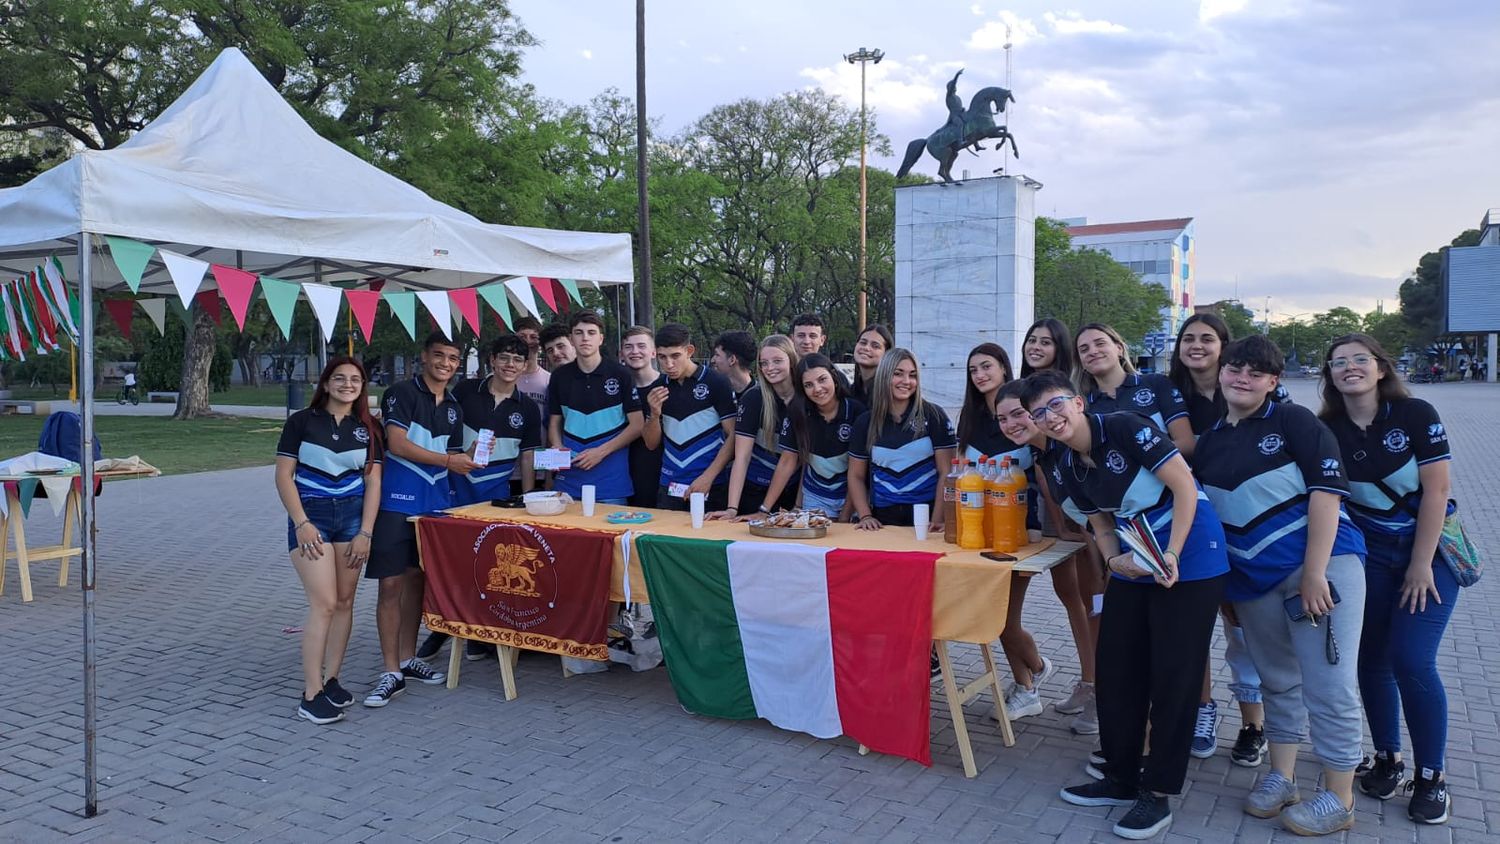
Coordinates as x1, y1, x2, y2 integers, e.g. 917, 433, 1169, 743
366, 510, 419, 580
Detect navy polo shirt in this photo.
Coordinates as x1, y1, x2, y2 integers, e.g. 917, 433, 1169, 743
448, 377, 543, 506
1087, 372, 1188, 432
960, 409, 1033, 472
628, 372, 668, 505
276, 407, 379, 499
736, 385, 788, 488
1056, 412, 1229, 583
380, 377, 463, 515
1193, 400, 1366, 600
780, 397, 865, 501
849, 402, 957, 507
660, 364, 737, 487
1035, 439, 1087, 526
547, 358, 641, 501
1183, 382, 1293, 436
1325, 398, 1450, 536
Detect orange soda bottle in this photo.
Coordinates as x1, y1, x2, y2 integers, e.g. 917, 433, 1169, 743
957, 460, 987, 550
1005, 457, 1029, 548
976, 456, 992, 547
991, 457, 1019, 553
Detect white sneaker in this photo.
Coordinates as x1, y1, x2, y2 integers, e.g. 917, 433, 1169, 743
1033, 655, 1057, 692
1006, 685, 1043, 719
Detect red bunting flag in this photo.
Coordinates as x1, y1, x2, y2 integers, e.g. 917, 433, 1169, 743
194, 290, 222, 326
529, 276, 559, 313
103, 299, 135, 341
211, 265, 258, 330
449, 288, 482, 334
344, 289, 381, 343
551, 278, 571, 313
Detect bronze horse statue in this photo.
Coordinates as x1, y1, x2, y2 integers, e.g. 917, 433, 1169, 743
896, 70, 1019, 184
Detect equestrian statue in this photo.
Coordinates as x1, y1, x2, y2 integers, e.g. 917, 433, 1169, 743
895, 69, 1018, 184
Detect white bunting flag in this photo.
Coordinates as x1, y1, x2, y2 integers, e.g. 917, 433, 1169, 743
302, 283, 345, 343
502, 276, 542, 320
414, 290, 452, 340
39, 476, 72, 516
140, 298, 168, 335
157, 250, 209, 308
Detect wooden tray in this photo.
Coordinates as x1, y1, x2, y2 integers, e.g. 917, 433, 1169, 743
748, 522, 828, 539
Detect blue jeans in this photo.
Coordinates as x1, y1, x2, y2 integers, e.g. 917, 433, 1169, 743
801, 489, 845, 518
1358, 531, 1460, 772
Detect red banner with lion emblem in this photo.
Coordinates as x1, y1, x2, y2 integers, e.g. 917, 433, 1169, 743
417, 517, 615, 660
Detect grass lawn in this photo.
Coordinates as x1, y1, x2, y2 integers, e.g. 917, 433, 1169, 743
0, 416, 280, 476
1, 382, 309, 407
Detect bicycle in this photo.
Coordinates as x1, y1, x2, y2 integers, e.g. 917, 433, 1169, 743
116, 384, 140, 405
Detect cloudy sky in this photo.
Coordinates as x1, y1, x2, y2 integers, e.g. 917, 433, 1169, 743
511, 0, 1500, 319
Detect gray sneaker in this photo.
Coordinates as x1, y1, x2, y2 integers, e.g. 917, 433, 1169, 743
1245, 770, 1300, 818
1055, 680, 1093, 715
1070, 688, 1099, 735
1281, 789, 1354, 836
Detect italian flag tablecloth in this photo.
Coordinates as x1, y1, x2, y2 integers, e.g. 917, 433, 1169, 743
637, 535, 940, 766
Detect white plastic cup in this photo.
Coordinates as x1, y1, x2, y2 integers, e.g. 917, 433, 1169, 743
581, 484, 597, 517
690, 492, 706, 529
913, 504, 930, 541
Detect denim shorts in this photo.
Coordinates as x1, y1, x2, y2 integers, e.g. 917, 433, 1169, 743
287, 495, 364, 550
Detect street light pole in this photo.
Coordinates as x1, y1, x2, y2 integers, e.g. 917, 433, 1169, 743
844, 46, 882, 331
634, 0, 654, 328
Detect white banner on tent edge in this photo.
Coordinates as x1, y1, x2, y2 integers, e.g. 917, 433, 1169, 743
302, 283, 345, 343
157, 249, 210, 309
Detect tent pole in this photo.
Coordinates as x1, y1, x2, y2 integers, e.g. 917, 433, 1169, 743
77, 233, 99, 817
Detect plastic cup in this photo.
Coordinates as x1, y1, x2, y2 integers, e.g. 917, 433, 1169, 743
913, 504, 930, 540
690, 492, 706, 529
582, 485, 597, 516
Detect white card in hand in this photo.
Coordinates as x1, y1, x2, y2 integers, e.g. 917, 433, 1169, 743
535, 448, 573, 471
473, 429, 495, 465
667, 482, 690, 498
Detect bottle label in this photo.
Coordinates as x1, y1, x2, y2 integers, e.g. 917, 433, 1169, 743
960, 490, 986, 509
989, 490, 1008, 505
1014, 490, 1027, 506
943, 484, 957, 503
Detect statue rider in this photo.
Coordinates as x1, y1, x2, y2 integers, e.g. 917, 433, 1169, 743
944, 69, 985, 152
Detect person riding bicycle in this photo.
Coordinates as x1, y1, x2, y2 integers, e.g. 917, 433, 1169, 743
122, 369, 138, 402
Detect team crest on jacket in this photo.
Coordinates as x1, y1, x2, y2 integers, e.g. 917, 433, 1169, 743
447, 407, 459, 425
352, 425, 370, 444
509, 412, 524, 429
1105, 450, 1128, 474
604, 378, 621, 396
838, 423, 852, 442
693, 383, 710, 401
1258, 434, 1284, 456
1383, 428, 1409, 453
1428, 422, 1446, 440
1132, 389, 1155, 407
1321, 458, 1341, 477
1134, 427, 1161, 448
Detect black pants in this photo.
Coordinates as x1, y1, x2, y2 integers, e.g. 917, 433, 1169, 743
872, 503, 916, 527
738, 481, 797, 515
1097, 574, 1226, 795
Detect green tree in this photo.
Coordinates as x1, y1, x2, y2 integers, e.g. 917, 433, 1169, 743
1398, 228, 1482, 349
1202, 299, 1260, 339
1036, 248, 1170, 345
1363, 309, 1412, 357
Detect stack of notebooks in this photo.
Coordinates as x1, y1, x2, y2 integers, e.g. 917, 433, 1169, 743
1115, 514, 1173, 580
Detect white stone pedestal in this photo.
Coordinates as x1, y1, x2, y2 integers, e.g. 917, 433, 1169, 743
894, 176, 1039, 409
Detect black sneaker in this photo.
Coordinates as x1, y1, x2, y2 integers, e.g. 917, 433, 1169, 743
1355, 754, 1373, 774
1358, 752, 1406, 800
1405, 768, 1451, 825
1060, 779, 1137, 807
1114, 791, 1172, 840
930, 649, 942, 678
401, 657, 446, 685
297, 691, 345, 725
415, 631, 450, 660
362, 672, 406, 707
1231, 724, 1267, 768
322, 677, 354, 709
465, 640, 497, 662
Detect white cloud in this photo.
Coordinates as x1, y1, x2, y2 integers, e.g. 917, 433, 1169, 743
1044, 12, 1129, 35
799, 56, 964, 119
967, 11, 1041, 50
579, 49, 593, 60
703, 54, 723, 64
970, 3, 984, 15
1198, 0, 1248, 21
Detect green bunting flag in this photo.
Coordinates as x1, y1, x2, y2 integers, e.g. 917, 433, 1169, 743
476, 282, 514, 330
105, 236, 155, 294
383, 291, 417, 339
559, 278, 584, 307
259, 276, 301, 340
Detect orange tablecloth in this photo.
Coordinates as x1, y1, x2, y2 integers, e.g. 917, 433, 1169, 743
444, 504, 1069, 643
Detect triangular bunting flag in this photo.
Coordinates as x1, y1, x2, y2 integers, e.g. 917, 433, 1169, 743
449, 288, 482, 334
105, 236, 155, 294
303, 283, 345, 343
140, 298, 168, 336
383, 291, 417, 340
529, 277, 560, 313
0, 285, 24, 361
503, 277, 542, 320
17, 477, 38, 518
345, 290, 381, 343
104, 299, 135, 341
158, 250, 209, 308
24, 273, 59, 351
477, 283, 514, 330
551, 278, 571, 314
414, 290, 452, 340
211, 265, 258, 330
52, 257, 81, 332
559, 278, 584, 307
259, 276, 301, 340
40, 259, 78, 341
39, 476, 71, 517
194, 290, 222, 326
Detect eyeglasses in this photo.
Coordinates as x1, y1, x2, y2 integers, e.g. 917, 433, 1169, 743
493, 355, 527, 367
1329, 354, 1374, 370
328, 375, 364, 385
1029, 395, 1076, 422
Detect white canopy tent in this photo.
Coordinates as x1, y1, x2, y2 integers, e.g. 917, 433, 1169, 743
0, 47, 635, 815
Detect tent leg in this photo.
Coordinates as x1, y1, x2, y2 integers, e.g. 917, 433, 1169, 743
77, 233, 99, 818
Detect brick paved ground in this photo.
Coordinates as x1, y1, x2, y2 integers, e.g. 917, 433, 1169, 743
1, 381, 1496, 843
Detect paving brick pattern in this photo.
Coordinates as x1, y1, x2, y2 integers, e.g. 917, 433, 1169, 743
1, 381, 1497, 842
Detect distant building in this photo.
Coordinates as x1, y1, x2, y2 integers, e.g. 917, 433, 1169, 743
1063, 217, 1197, 342
1443, 207, 1500, 382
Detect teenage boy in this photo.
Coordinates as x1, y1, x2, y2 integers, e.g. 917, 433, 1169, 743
450, 335, 543, 504
791, 314, 827, 358
540, 322, 576, 370
642, 323, 737, 511
365, 332, 479, 707
622, 326, 668, 508
547, 312, 643, 504
711, 330, 756, 403
513, 316, 549, 412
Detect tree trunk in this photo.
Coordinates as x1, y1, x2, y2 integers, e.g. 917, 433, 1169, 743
174, 305, 217, 419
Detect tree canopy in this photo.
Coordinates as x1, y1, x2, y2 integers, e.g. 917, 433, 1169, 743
1033, 219, 1170, 346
